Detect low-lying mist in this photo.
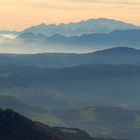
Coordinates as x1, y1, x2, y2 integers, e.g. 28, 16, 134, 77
0, 38, 99, 54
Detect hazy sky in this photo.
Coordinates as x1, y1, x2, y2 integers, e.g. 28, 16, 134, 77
0, 0, 140, 30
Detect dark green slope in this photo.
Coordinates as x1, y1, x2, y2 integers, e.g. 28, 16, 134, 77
0, 108, 117, 140
0, 108, 60, 140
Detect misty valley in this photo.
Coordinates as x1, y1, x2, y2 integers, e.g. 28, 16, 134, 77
0, 17, 140, 140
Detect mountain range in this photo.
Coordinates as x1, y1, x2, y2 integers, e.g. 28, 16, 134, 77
1, 18, 139, 38
17, 29, 140, 50
1, 18, 140, 53
22, 18, 139, 36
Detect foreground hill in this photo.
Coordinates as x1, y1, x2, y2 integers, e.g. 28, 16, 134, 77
0, 108, 116, 140
0, 108, 60, 140
1, 47, 140, 68
0, 97, 140, 140
0, 96, 137, 140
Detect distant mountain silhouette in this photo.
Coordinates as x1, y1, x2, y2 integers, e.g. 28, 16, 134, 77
18, 29, 140, 49
18, 32, 47, 42
45, 29, 140, 48
1, 47, 140, 67
93, 47, 140, 55
22, 18, 139, 36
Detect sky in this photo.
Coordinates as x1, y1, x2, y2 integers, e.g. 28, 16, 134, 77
0, 0, 140, 30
